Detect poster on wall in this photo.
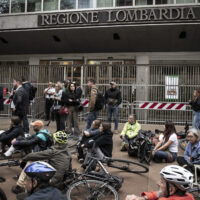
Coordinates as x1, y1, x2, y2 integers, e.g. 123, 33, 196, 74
165, 76, 179, 100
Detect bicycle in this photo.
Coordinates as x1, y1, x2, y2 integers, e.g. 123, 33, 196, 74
136, 130, 155, 165
63, 168, 120, 200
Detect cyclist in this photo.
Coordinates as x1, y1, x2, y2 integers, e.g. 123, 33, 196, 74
82, 122, 113, 168
23, 161, 65, 200
12, 131, 71, 193
77, 120, 101, 163
177, 128, 200, 172
126, 165, 194, 200
0, 116, 24, 156
120, 115, 141, 151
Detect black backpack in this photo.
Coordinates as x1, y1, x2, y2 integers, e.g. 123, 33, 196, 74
29, 85, 37, 101
95, 90, 105, 111
39, 131, 53, 148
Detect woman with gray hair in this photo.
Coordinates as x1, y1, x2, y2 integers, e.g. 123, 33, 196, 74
177, 128, 200, 172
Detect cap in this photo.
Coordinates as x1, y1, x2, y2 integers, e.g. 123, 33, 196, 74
110, 81, 116, 85
31, 120, 44, 128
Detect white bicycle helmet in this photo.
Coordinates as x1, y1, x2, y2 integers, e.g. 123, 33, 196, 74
160, 165, 193, 191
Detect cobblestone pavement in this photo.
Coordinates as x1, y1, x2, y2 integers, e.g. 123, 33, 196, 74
0, 118, 184, 200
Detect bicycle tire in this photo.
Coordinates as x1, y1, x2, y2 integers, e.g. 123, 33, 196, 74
144, 143, 153, 165
179, 138, 188, 151
137, 143, 145, 163
66, 179, 119, 200
188, 187, 200, 200
0, 187, 7, 200
107, 158, 149, 173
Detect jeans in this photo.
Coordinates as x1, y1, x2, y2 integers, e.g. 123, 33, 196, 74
106, 105, 119, 130
86, 110, 98, 129
153, 151, 177, 163
67, 106, 80, 135
22, 114, 29, 133
55, 112, 67, 131
192, 111, 200, 130
45, 99, 54, 120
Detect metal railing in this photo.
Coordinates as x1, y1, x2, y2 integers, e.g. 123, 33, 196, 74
0, 64, 199, 125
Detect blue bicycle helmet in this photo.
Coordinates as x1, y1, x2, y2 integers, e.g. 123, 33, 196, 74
25, 161, 56, 181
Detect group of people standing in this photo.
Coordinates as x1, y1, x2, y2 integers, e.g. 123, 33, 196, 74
44, 79, 122, 135
44, 81, 82, 135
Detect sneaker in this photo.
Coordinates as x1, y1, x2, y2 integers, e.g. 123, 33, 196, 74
120, 142, 127, 151
12, 185, 25, 194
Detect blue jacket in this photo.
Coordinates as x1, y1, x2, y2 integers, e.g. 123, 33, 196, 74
184, 140, 200, 164
86, 128, 100, 137
24, 187, 65, 200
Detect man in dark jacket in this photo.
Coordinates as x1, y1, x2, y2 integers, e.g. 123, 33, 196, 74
105, 81, 122, 134
22, 77, 32, 101
12, 120, 51, 153
13, 79, 29, 133
12, 131, 71, 194
0, 116, 24, 153
0, 85, 3, 112
12, 120, 52, 194
19, 162, 66, 200
189, 88, 200, 130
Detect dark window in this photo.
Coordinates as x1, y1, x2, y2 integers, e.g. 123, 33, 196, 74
0, 0, 9, 14
61, 0, 76, 10
27, 0, 41, 12
116, 0, 132, 7
135, 0, 153, 5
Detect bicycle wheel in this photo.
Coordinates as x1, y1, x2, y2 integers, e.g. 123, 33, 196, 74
137, 144, 145, 163
179, 138, 188, 151
107, 158, 149, 173
144, 143, 153, 165
188, 187, 200, 200
0, 188, 7, 200
66, 179, 119, 200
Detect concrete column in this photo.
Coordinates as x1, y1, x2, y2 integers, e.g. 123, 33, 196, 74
136, 55, 150, 123
29, 57, 40, 65
28, 57, 40, 82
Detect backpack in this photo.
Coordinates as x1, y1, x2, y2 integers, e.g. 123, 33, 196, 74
95, 90, 105, 111
29, 84, 37, 101
39, 131, 53, 148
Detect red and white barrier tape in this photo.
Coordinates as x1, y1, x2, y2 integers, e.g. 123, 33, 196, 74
139, 102, 186, 110
81, 99, 89, 107
3, 98, 11, 105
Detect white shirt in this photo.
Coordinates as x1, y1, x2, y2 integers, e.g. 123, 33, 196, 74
166, 133, 178, 153
44, 87, 55, 99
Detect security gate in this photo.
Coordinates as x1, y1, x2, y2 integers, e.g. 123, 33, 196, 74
0, 64, 199, 125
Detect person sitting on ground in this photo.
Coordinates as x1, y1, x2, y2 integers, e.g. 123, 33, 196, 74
177, 128, 200, 172
9, 120, 51, 157
77, 120, 101, 163
0, 116, 24, 155
82, 122, 113, 168
12, 131, 71, 194
152, 121, 178, 163
125, 165, 194, 200
20, 161, 66, 200
120, 115, 141, 151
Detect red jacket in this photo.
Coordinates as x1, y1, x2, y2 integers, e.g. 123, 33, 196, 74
141, 191, 194, 200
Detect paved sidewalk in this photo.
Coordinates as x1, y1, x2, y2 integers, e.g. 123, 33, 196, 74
0, 118, 185, 200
